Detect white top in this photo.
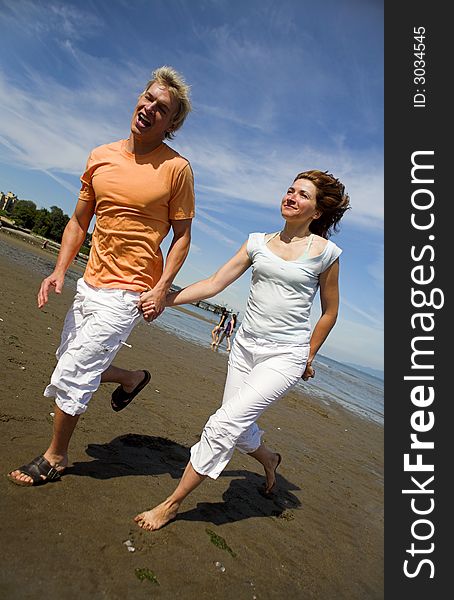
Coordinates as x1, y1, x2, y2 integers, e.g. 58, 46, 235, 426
240, 232, 342, 343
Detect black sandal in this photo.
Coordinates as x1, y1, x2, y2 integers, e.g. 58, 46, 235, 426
111, 370, 151, 412
7, 455, 64, 486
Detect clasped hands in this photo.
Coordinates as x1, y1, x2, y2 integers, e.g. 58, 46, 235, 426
138, 288, 167, 322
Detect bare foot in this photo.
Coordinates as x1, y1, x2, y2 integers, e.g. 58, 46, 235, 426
8, 453, 67, 486
134, 499, 180, 531
264, 452, 282, 494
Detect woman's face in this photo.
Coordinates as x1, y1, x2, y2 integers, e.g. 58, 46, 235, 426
280, 178, 320, 223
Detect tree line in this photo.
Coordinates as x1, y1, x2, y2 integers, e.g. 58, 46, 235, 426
1, 200, 91, 252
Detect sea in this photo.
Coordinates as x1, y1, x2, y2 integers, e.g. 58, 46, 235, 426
154, 303, 384, 425
1, 233, 384, 425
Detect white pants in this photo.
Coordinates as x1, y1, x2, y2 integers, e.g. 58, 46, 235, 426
190, 327, 309, 479
44, 278, 141, 416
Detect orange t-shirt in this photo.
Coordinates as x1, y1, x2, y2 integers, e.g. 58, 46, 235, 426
78, 140, 195, 291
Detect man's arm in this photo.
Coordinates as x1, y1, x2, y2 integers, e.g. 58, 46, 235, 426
37, 199, 95, 308
138, 218, 192, 320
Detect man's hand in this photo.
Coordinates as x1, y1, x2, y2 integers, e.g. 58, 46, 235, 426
138, 288, 167, 321
302, 361, 315, 381
37, 272, 65, 309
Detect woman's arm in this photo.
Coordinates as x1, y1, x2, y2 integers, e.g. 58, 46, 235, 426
302, 259, 340, 381
139, 241, 251, 318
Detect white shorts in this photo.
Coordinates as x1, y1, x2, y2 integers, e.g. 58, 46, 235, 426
44, 278, 141, 416
190, 327, 309, 479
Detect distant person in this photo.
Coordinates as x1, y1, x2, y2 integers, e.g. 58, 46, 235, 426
41, 240, 48, 249
215, 312, 237, 352
8, 66, 194, 486
136, 169, 350, 531
210, 307, 228, 347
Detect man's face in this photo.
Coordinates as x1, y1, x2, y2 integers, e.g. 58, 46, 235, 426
130, 81, 179, 142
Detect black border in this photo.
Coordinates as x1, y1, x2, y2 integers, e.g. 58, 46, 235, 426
385, 3, 449, 595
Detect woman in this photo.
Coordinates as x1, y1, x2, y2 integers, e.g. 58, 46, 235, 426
210, 307, 228, 347
136, 169, 350, 531
215, 312, 238, 351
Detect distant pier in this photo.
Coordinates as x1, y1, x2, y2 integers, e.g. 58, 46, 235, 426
169, 284, 225, 314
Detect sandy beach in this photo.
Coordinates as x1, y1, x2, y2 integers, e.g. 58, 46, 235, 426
0, 230, 383, 599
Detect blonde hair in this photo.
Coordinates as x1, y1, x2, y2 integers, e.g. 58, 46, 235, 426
143, 66, 192, 139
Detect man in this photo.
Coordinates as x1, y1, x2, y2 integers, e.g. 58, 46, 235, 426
210, 307, 228, 347
8, 66, 194, 486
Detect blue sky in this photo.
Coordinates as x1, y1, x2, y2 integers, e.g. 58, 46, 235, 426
0, 0, 383, 371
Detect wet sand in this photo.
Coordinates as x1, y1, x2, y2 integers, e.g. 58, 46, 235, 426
0, 230, 383, 599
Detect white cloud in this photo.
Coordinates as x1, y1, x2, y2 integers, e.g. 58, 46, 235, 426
179, 135, 383, 232
197, 208, 245, 239
0, 0, 383, 370
192, 217, 239, 248
0, 0, 103, 41
0, 65, 382, 236
40, 170, 80, 195
195, 102, 269, 133
341, 298, 383, 328
0, 70, 122, 173
320, 317, 384, 370
0, 2, 383, 234
367, 243, 384, 288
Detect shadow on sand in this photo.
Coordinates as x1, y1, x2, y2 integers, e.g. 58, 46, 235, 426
67, 433, 301, 523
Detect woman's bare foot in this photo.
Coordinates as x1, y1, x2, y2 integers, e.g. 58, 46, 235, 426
134, 499, 180, 531
264, 452, 282, 494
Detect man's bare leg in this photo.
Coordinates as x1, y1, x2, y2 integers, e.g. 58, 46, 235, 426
248, 444, 282, 493
215, 332, 226, 348
8, 405, 79, 484
9, 367, 146, 484
101, 365, 147, 393
134, 462, 206, 531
